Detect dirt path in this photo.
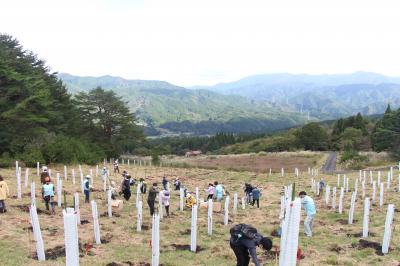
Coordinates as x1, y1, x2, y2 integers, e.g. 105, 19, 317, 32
321, 152, 337, 173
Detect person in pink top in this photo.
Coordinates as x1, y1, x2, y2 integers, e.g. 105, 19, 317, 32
206, 183, 215, 200
161, 190, 170, 217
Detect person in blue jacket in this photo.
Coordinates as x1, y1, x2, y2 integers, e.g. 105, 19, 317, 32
299, 191, 317, 237
84, 175, 91, 203
251, 187, 261, 208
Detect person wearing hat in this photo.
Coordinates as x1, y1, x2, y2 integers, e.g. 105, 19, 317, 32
84, 175, 91, 203
40, 166, 50, 184
41, 176, 55, 214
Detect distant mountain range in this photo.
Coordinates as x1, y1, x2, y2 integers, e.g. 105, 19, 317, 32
59, 72, 400, 136
59, 73, 307, 136
194, 72, 400, 120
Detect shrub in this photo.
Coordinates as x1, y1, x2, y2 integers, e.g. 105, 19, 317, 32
0, 152, 13, 168
19, 147, 45, 167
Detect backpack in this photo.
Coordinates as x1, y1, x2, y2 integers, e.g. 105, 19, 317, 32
230, 224, 258, 244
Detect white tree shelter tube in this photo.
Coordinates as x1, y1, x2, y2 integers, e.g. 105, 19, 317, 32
190, 205, 198, 252
279, 198, 301, 266
382, 204, 395, 254
137, 200, 143, 232
63, 208, 79, 266
151, 214, 160, 266
30, 205, 46, 261
208, 199, 213, 235
362, 197, 370, 238
224, 196, 230, 225
91, 200, 101, 245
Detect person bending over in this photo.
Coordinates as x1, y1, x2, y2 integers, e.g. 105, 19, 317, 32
230, 224, 273, 266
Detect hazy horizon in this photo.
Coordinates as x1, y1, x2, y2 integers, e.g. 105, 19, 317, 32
60, 71, 400, 88
2, 0, 400, 86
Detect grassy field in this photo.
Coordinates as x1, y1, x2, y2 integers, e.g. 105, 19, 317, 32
0, 153, 399, 265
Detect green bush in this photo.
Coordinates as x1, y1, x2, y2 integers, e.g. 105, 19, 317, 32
41, 135, 104, 165
19, 147, 45, 167
0, 152, 13, 168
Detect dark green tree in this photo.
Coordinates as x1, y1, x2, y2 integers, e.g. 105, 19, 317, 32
371, 108, 400, 154
74, 87, 144, 157
385, 104, 392, 114
297, 123, 329, 151
0, 34, 81, 161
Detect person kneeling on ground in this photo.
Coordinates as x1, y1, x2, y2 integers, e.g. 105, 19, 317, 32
185, 192, 196, 209
42, 177, 55, 214
299, 191, 316, 237
230, 224, 273, 266
0, 175, 10, 213
147, 183, 158, 216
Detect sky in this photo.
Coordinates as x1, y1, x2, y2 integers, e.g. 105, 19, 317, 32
1, 0, 400, 86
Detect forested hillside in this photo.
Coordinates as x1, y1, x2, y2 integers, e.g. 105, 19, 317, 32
198, 72, 400, 120
0, 35, 144, 165
142, 110, 400, 169
60, 73, 309, 135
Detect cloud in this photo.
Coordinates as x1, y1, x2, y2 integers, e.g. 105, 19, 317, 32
1, 0, 400, 86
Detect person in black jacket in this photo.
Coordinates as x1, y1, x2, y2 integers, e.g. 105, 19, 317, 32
121, 175, 132, 201
147, 183, 158, 216
162, 176, 168, 190
230, 225, 273, 266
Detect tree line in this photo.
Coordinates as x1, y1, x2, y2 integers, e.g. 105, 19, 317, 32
0, 34, 144, 166
218, 108, 400, 162
1, 34, 399, 167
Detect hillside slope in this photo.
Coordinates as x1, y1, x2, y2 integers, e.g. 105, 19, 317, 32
197, 72, 400, 119
59, 73, 308, 136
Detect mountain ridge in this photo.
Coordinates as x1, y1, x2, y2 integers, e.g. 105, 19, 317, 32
59, 72, 400, 136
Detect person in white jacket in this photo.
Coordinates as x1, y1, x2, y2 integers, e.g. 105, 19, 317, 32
160, 189, 170, 217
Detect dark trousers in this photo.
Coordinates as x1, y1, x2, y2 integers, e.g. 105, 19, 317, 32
148, 200, 155, 216
123, 190, 131, 201
230, 242, 250, 266
207, 194, 214, 200
0, 200, 6, 213
84, 190, 90, 203
165, 205, 170, 216
252, 199, 259, 208
44, 196, 55, 212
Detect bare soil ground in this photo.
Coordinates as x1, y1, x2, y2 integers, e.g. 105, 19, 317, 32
170, 151, 323, 173
0, 153, 399, 265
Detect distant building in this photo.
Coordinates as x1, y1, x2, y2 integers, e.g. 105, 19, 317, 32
185, 150, 202, 157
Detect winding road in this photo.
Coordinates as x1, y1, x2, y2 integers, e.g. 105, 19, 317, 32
321, 152, 337, 173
